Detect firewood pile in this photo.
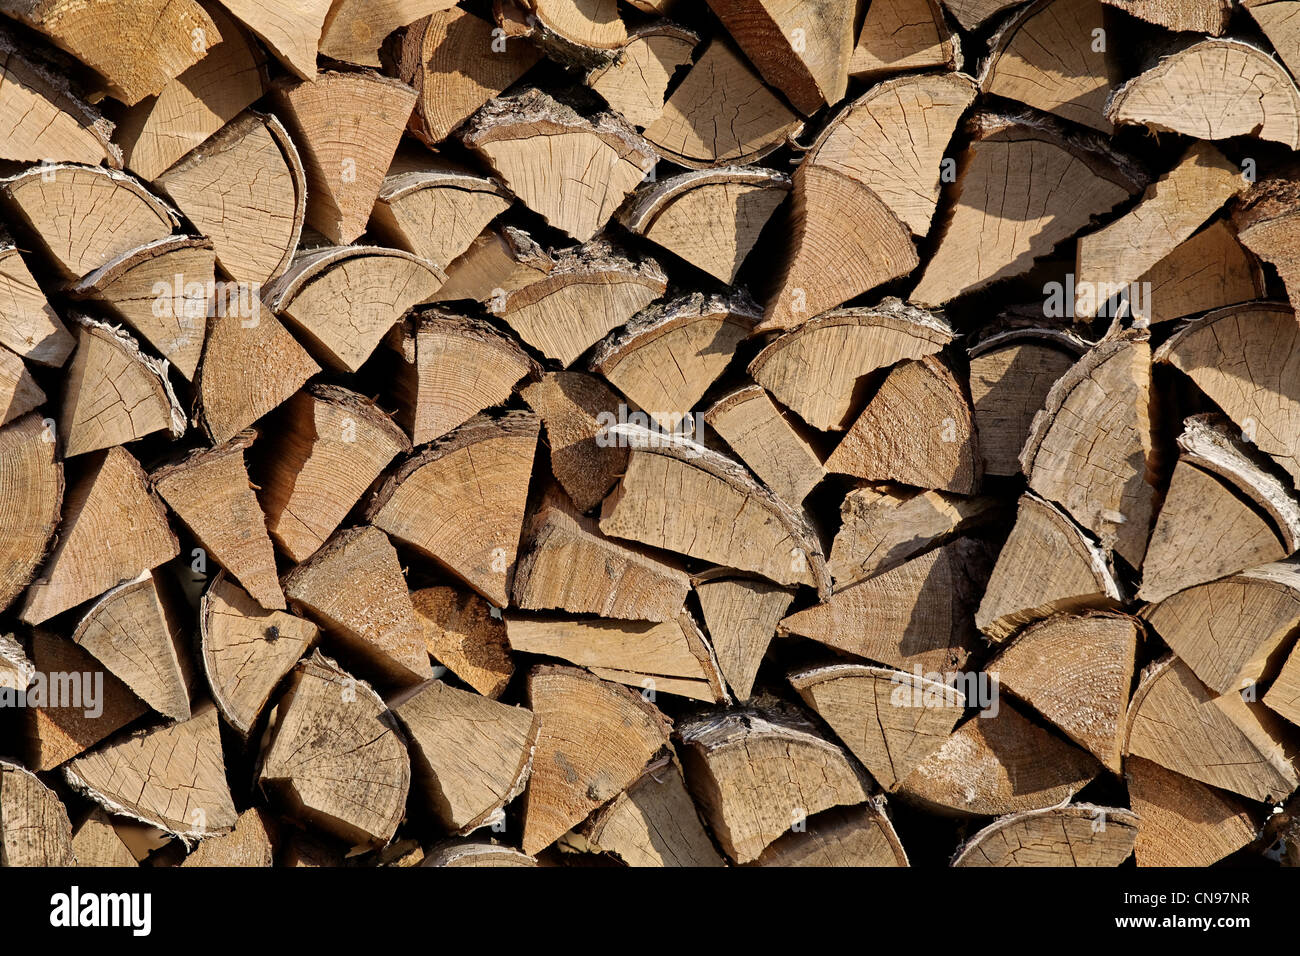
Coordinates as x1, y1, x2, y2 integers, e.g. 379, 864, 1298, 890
3, 0, 1300, 870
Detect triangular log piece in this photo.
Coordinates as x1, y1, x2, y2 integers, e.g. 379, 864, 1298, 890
386, 311, 537, 446
411, 586, 514, 699
1143, 562, 1300, 697
21, 630, 147, 771
259, 651, 410, 848
265, 245, 445, 372
1235, 178, 1300, 317
1245, 0, 1300, 79
1138, 415, 1300, 603
282, 525, 434, 687
678, 708, 870, 864
394, 6, 542, 148
519, 371, 627, 513
1106, 39, 1300, 148
695, 576, 793, 701
751, 802, 909, 867
180, 807, 274, 867
976, 493, 1121, 643
257, 385, 411, 564
113, 4, 268, 180
0, 631, 30, 693
0, 346, 44, 426
0, 164, 177, 281
522, 664, 671, 855
20, 445, 178, 625
0, 229, 74, 367
849, 0, 961, 81
368, 412, 539, 607
507, 610, 726, 702
271, 70, 418, 243
968, 327, 1086, 477
70, 808, 138, 867
421, 842, 537, 866
71, 570, 192, 721
0, 759, 75, 865
939, 0, 1026, 30
619, 168, 790, 284
0, 414, 62, 613
390, 677, 537, 834
760, 72, 976, 332
201, 573, 318, 737
780, 537, 991, 673
789, 663, 965, 791
986, 611, 1138, 772
318, 0, 456, 66
825, 355, 981, 495
493, 240, 666, 366
432, 224, 554, 303
151, 432, 283, 610
212, 0, 333, 80
586, 23, 697, 129
582, 755, 724, 867
58, 315, 185, 458
1134, 220, 1265, 327
461, 88, 655, 241
911, 112, 1146, 308
642, 37, 802, 169
155, 111, 306, 287
704, 385, 824, 504
1126, 756, 1258, 867
0, 0, 221, 105
512, 487, 690, 622
69, 236, 215, 381
1102, 0, 1233, 34
496, 0, 628, 65
1125, 654, 1300, 803
590, 292, 759, 430
599, 424, 830, 595
65, 704, 237, 840
1267, 636, 1300, 727
952, 804, 1138, 867
896, 703, 1102, 816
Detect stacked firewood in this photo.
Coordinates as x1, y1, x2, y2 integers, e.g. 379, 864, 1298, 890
3, 0, 1300, 869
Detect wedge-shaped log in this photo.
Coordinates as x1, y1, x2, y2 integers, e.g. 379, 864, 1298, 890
952, 804, 1137, 867
70, 808, 138, 868
499, 0, 628, 63
213, 0, 333, 80
1102, 0, 1232, 32
411, 586, 514, 699
0, 229, 73, 367
752, 802, 909, 867
180, 807, 274, 867
433, 224, 554, 304
520, 371, 626, 512
0, 413, 62, 613
319, 0, 456, 65
1126, 756, 1258, 867
695, 575, 793, 701
0, 345, 44, 425
849, 0, 960, 81
704, 386, 824, 504
1135, 220, 1265, 327
940, 0, 1024, 29
0, 759, 75, 865
586, 23, 696, 129
1245, 0, 1300, 80
1235, 180, 1300, 318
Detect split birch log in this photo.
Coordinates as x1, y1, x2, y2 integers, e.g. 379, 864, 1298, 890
70, 808, 139, 868
911, 112, 1146, 308
411, 586, 514, 699
180, 808, 275, 867
0, 414, 62, 614
432, 224, 554, 304
259, 651, 411, 848
704, 386, 824, 504
20, 445, 178, 625
939, 0, 1025, 30
0, 760, 75, 865
752, 802, 908, 867
849, 0, 960, 81
282, 525, 434, 687
1245, 0, 1300, 80
1126, 756, 1258, 867
318, 0, 456, 66
695, 575, 794, 701
1133, 220, 1265, 327
65, 704, 238, 841
586, 23, 697, 129
519, 371, 626, 513
213, 0, 333, 80
976, 493, 1122, 643
0, 229, 73, 367
521, 664, 671, 855
1106, 39, 1300, 148
952, 805, 1138, 867
789, 663, 965, 791
678, 708, 870, 864
257, 385, 410, 564
761, 72, 977, 332
390, 678, 537, 834
201, 573, 319, 737
1102, 0, 1234, 35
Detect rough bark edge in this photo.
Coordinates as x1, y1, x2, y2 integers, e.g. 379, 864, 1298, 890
500, 238, 667, 313
949, 802, 1138, 866
460, 86, 656, 165
263, 244, 448, 312
0, 163, 180, 231
71, 313, 187, 439
70, 234, 214, 295
588, 290, 761, 371
618, 166, 792, 234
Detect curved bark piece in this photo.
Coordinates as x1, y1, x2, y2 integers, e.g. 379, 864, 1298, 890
259, 651, 411, 848
704, 385, 825, 504
433, 224, 554, 304
519, 371, 627, 513
201, 573, 319, 737
748, 300, 954, 432
213, 0, 333, 80
411, 586, 514, 699
368, 412, 540, 607
1103, 0, 1234, 35
752, 802, 909, 867
0, 413, 62, 613
976, 493, 1122, 643
587, 22, 696, 129
1126, 756, 1258, 867
952, 804, 1137, 867
0, 229, 73, 367
1106, 39, 1300, 148
761, 72, 976, 332
0, 759, 75, 865
156, 111, 306, 287
421, 842, 537, 866
319, 0, 455, 66
695, 575, 793, 701
1134, 220, 1265, 327
599, 424, 831, 595
849, 0, 960, 81
522, 664, 671, 855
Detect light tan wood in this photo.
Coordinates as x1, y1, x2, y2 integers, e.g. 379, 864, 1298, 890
704, 386, 824, 504
1245, 0, 1300, 81
180, 808, 274, 867
587, 23, 696, 128
0, 231, 73, 367
1126, 756, 1258, 867
952, 804, 1137, 867
520, 371, 627, 512
501, 0, 628, 61
319, 0, 456, 65
849, 0, 960, 81
940, 0, 1024, 29
1235, 178, 1300, 318
0, 344, 44, 426
71, 808, 138, 867
421, 842, 537, 867
1103, 0, 1233, 34
1266, 636, 1300, 728
1134, 220, 1265, 327
752, 801, 909, 866
432, 224, 554, 304
213, 0, 334, 79
411, 586, 513, 699
0, 759, 75, 865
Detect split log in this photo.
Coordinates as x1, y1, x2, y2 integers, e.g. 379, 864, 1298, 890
0, 759, 75, 865
0, 413, 62, 613
259, 651, 411, 848
1126, 756, 1258, 867
272, 70, 419, 244
496, 0, 628, 64
20, 445, 178, 625
0, 229, 73, 367
952, 804, 1138, 867
1133, 221, 1265, 327
939, 0, 1024, 30
422, 842, 537, 867
761, 72, 976, 332
642, 37, 802, 168
789, 663, 965, 791
432, 225, 554, 304
70, 808, 138, 868
779, 538, 991, 673
519, 371, 626, 513
1235, 178, 1300, 318
391, 678, 537, 834
586, 23, 697, 129
695, 574, 793, 701
849, 0, 960, 81
678, 708, 870, 864
1125, 655, 1300, 803
411, 586, 514, 699
461, 89, 656, 242
180, 808, 274, 867
65, 704, 238, 841
1106, 39, 1300, 148
0, 345, 44, 425
213, 0, 333, 80
703, 385, 824, 504
911, 112, 1146, 308
368, 412, 540, 607
319, 0, 456, 66
1102, 0, 1233, 34
201, 574, 319, 737
752, 802, 908, 867
976, 493, 1122, 643
282, 525, 434, 687
1245, 0, 1300, 80
1266, 637, 1300, 727
522, 664, 671, 855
